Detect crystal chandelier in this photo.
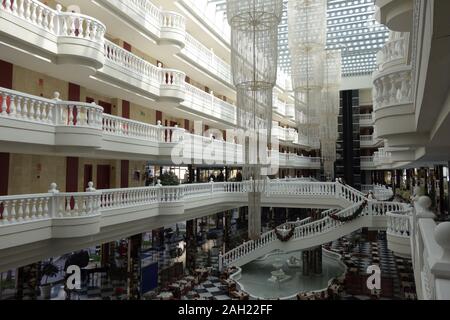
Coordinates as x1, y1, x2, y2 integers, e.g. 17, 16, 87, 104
227, 0, 283, 240
288, 0, 327, 150
320, 50, 342, 179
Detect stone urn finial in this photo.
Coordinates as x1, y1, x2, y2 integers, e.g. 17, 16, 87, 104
53, 91, 61, 101
416, 196, 436, 219
86, 181, 96, 192
434, 222, 450, 262
48, 183, 59, 194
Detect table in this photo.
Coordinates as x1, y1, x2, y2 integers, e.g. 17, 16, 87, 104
157, 292, 174, 300
186, 291, 199, 299
231, 291, 249, 300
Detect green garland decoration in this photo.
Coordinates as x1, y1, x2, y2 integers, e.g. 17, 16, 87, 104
275, 227, 295, 242
330, 200, 368, 222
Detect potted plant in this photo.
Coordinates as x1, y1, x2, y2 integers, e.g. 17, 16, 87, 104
159, 171, 180, 186
39, 261, 59, 300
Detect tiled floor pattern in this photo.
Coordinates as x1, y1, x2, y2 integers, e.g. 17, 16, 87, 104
326, 234, 416, 300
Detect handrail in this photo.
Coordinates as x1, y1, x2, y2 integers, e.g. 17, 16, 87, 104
0, 181, 372, 226
219, 185, 408, 269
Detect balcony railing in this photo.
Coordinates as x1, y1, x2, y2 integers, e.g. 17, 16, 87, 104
273, 126, 298, 142
183, 34, 232, 84
1, 0, 106, 41
373, 32, 413, 112
275, 152, 321, 168
360, 156, 375, 169
360, 135, 382, 147
103, 40, 186, 96
0, 86, 245, 158
182, 83, 236, 124
359, 113, 374, 125
374, 148, 393, 166
376, 32, 409, 71
0, 87, 104, 129
97, 0, 186, 45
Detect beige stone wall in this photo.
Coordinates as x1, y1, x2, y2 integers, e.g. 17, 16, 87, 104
12, 66, 69, 100
129, 103, 157, 125
8, 154, 66, 194
7, 154, 148, 194
129, 161, 148, 188
360, 89, 373, 106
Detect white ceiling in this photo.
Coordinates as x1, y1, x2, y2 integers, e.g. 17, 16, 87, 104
208, 0, 389, 77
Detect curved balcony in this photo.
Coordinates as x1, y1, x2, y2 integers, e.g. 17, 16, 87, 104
373, 33, 415, 144
375, 0, 414, 32
58, 0, 186, 48
159, 11, 186, 47
376, 32, 410, 70
0, 1, 106, 69
102, 40, 186, 103
387, 210, 412, 257
0, 86, 244, 164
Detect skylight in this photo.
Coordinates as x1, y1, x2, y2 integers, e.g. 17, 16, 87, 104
207, 0, 389, 77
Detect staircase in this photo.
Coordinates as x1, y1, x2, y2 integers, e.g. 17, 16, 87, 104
219, 185, 408, 270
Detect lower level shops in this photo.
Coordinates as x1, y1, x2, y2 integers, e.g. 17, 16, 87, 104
0, 206, 417, 301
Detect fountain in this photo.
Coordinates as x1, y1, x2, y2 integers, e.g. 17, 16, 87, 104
237, 250, 346, 299
268, 258, 291, 283
287, 256, 302, 268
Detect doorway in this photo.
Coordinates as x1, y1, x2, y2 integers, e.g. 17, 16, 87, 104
97, 165, 111, 190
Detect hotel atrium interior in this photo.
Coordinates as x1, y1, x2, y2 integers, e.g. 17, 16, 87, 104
0, 0, 449, 302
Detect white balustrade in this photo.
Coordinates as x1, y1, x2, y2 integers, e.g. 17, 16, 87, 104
387, 210, 411, 237
183, 83, 236, 123
374, 148, 393, 166
102, 114, 161, 141
376, 32, 409, 71
0, 194, 52, 224
412, 213, 450, 300
220, 194, 410, 269
55, 192, 101, 217
104, 40, 159, 83
359, 113, 374, 123
361, 135, 375, 144
1, 0, 105, 41
183, 34, 232, 84
160, 11, 185, 31
2, 180, 408, 265
0, 87, 103, 129
373, 67, 412, 112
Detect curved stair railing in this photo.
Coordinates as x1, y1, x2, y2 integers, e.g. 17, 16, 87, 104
219, 192, 408, 270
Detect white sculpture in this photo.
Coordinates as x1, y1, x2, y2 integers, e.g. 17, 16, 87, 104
415, 196, 436, 219
411, 186, 423, 203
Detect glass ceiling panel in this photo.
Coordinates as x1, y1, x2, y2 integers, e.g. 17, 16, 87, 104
208, 0, 388, 77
